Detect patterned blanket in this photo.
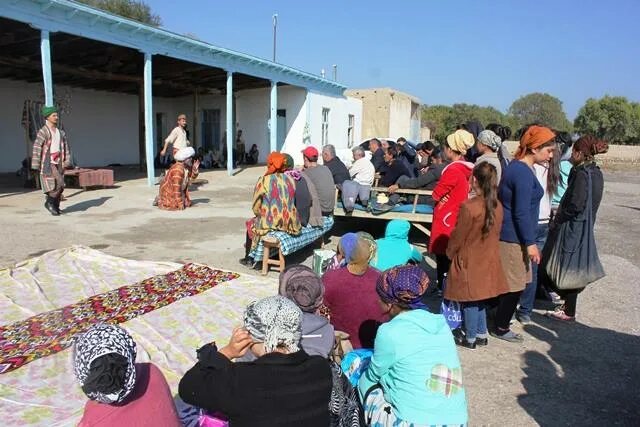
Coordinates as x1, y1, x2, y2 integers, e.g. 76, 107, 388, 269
0, 264, 238, 374
249, 216, 334, 261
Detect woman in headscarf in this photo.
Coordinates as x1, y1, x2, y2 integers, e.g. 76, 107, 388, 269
475, 129, 504, 182
179, 295, 333, 427
240, 152, 302, 266
358, 265, 468, 426
74, 324, 181, 427
494, 125, 556, 342
156, 146, 200, 211
279, 265, 334, 357
283, 153, 323, 228
430, 129, 475, 290
322, 233, 385, 348
542, 135, 608, 321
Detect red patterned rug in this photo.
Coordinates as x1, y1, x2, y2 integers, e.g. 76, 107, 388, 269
0, 263, 238, 374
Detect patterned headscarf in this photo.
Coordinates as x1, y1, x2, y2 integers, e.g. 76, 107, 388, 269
477, 130, 502, 152
266, 152, 287, 175
356, 231, 378, 263
446, 129, 475, 155
283, 154, 303, 181
279, 264, 324, 313
244, 295, 302, 353
376, 265, 431, 310
515, 125, 555, 159
73, 323, 137, 404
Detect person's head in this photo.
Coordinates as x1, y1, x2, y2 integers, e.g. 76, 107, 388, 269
243, 295, 302, 356
283, 153, 295, 171
472, 162, 499, 238
279, 265, 324, 313
266, 151, 287, 174
381, 140, 391, 153
571, 135, 609, 166
369, 138, 381, 152
396, 137, 407, 145
322, 144, 336, 163
462, 120, 484, 140
197, 147, 204, 154
422, 140, 436, 155
476, 130, 502, 154
73, 324, 137, 404
429, 147, 444, 165
383, 145, 398, 164
42, 106, 58, 126
515, 125, 556, 165
174, 146, 195, 165
251, 143, 258, 151
339, 233, 372, 275
301, 146, 319, 168
485, 123, 512, 142
352, 146, 365, 161
376, 265, 434, 317
238, 129, 242, 136
177, 114, 187, 128
445, 129, 475, 160
356, 231, 378, 263
555, 131, 573, 157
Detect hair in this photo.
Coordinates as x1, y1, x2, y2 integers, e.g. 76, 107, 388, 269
322, 144, 336, 158
352, 146, 365, 157
485, 123, 512, 142
546, 143, 562, 196
573, 135, 609, 162
397, 137, 407, 143
555, 131, 573, 157
423, 140, 436, 151
385, 145, 398, 159
429, 147, 443, 161
369, 138, 380, 147
473, 162, 499, 238
304, 154, 319, 162
177, 113, 186, 120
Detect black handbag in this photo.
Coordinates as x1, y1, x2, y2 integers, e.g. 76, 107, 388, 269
542, 169, 605, 290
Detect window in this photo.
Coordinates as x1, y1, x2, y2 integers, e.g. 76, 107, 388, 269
321, 108, 330, 146
347, 114, 355, 147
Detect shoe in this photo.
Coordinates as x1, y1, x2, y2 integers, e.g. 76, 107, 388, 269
490, 329, 524, 343
53, 197, 62, 215
549, 292, 563, 304
456, 339, 476, 350
545, 309, 575, 322
452, 328, 465, 342
516, 312, 532, 325
44, 197, 59, 216
239, 257, 253, 266
476, 337, 489, 346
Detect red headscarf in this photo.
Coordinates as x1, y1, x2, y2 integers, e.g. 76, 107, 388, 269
573, 135, 609, 160
266, 152, 287, 175
515, 125, 556, 159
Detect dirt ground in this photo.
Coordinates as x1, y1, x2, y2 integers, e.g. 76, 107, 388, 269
0, 165, 638, 426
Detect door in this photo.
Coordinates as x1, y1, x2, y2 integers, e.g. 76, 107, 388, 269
201, 109, 221, 152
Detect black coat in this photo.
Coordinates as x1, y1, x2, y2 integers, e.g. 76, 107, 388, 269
379, 160, 411, 187
554, 162, 604, 225
371, 148, 385, 172
325, 157, 350, 186
179, 345, 332, 427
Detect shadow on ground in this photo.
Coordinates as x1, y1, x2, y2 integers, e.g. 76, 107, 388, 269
63, 196, 112, 213
519, 314, 640, 425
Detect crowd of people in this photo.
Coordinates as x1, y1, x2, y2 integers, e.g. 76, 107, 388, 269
65, 113, 609, 425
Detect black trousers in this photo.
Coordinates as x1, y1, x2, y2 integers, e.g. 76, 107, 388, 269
495, 291, 522, 331
557, 288, 583, 316
436, 254, 451, 290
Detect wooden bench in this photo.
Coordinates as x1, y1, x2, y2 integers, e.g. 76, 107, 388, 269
334, 186, 434, 237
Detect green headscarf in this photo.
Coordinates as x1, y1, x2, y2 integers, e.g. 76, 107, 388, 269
283, 153, 295, 170
41, 106, 57, 118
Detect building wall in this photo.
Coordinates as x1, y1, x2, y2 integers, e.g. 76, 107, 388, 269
345, 88, 391, 140
388, 95, 412, 140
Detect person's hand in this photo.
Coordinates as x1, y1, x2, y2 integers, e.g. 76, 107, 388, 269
527, 244, 541, 264
160, 149, 166, 157
439, 194, 450, 204
388, 184, 399, 193
219, 327, 253, 360
193, 159, 200, 170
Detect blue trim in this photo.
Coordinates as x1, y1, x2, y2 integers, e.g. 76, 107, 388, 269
143, 53, 154, 186
1, 0, 345, 97
270, 81, 278, 153
226, 72, 234, 176
40, 30, 53, 106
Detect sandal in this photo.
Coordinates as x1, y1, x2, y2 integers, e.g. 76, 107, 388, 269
545, 309, 575, 322
490, 329, 524, 343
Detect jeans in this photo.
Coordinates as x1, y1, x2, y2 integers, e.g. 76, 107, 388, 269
463, 302, 487, 342
518, 222, 549, 317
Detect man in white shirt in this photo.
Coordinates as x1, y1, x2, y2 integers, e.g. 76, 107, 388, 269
340, 146, 375, 212
160, 114, 190, 157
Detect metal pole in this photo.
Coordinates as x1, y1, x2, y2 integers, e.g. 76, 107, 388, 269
332, 64, 337, 81
272, 14, 278, 62
143, 52, 155, 186
40, 30, 53, 106
226, 71, 234, 175
270, 81, 278, 153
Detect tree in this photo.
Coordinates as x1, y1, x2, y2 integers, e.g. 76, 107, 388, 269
78, 0, 162, 27
508, 92, 572, 131
422, 103, 514, 142
421, 105, 452, 142
574, 96, 640, 145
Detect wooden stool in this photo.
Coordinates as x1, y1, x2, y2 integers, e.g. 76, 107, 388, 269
261, 235, 285, 275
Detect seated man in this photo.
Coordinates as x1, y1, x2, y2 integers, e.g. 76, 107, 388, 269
388, 147, 447, 205
156, 147, 199, 210
246, 144, 259, 165
341, 146, 375, 212
379, 146, 411, 187
301, 146, 336, 217
396, 137, 417, 178
321, 144, 350, 186
414, 140, 436, 174
369, 138, 386, 172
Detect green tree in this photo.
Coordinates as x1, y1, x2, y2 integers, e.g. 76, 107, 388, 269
508, 92, 572, 131
421, 105, 452, 142
422, 103, 515, 142
574, 96, 640, 145
78, 0, 161, 26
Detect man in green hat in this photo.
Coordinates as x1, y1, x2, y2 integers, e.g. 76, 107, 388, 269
31, 106, 71, 215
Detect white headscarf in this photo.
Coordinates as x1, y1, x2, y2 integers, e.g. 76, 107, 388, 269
174, 147, 195, 162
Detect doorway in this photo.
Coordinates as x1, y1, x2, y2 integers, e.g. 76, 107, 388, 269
201, 109, 221, 152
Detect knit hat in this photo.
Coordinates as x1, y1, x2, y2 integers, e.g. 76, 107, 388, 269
243, 295, 302, 353
41, 105, 57, 118
278, 265, 324, 313
446, 130, 475, 155
477, 130, 502, 152
174, 146, 195, 161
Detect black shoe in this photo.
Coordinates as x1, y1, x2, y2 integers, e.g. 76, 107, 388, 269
239, 257, 253, 266
44, 197, 59, 216
456, 339, 476, 350
53, 197, 62, 215
476, 337, 489, 346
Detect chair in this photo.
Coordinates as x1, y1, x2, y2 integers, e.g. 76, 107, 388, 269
261, 235, 285, 275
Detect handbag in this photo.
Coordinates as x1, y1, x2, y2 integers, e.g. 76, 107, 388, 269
330, 331, 354, 364
542, 169, 605, 290
440, 274, 462, 329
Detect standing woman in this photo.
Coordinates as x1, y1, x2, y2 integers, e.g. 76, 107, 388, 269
544, 136, 608, 321
446, 162, 509, 349
429, 129, 475, 289
494, 126, 556, 342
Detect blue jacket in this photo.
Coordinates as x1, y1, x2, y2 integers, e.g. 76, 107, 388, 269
358, 309, 468, 425
498, 161, 543, 246
371, 219, 423, 271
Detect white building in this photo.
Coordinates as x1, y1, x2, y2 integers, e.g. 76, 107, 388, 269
0, 0, 361, 179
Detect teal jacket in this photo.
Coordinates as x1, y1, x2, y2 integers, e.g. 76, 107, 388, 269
371, 219, 423, 271
552, 160, 572, 207
358, 309, 468, 425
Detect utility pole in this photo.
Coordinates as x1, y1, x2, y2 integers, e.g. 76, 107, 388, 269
272, 13, 278, 62
332, 64, 337, 81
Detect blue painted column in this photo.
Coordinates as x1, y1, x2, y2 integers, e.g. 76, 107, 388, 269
143, 52, 155, 186
226, 71, 234, 175
270, 81, 278, 153
40, 30, 53, 106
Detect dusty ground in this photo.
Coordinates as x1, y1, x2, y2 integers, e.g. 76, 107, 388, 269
0, 165, 638, 426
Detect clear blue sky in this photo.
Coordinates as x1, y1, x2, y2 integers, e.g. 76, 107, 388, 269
151, 0, 640, 119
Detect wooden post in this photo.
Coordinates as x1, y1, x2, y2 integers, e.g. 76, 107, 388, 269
143, 53, 155, 186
